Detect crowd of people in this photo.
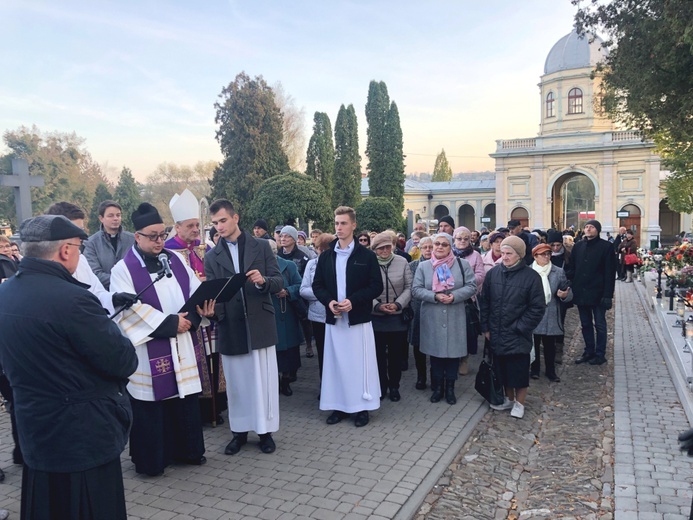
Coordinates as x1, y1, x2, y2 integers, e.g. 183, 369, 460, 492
0, 193, 624, 518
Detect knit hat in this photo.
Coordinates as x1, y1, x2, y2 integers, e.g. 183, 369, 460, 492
371, 232, 394, 250
253, 219, 268, 232
500, 235, 526, 258
131, 203, 163, 231
297, 231, 307, 241
585, 219, 602, 233
280, 225, 298, 243
546, 230, 563, 244
453, 226, 471, 237
438, 215, 455, 229
488, 231, 505, 244
532, 243, 551, 257
19, 215, 88, 242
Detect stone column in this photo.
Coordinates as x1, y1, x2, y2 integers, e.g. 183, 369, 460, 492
531, 155, 545, 228
601, 150, 615, 236
645, 155, 662, 246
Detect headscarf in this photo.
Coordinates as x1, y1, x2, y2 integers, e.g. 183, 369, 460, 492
431, 233, 456, 292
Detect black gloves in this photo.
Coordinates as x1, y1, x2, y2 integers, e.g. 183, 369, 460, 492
679, 429, 693, 456
600, 297, 613, 310
112, 292, 139, 309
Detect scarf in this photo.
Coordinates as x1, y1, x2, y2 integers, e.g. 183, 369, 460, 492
551, 245, 565, 257
377, 252, 395, 266
532, 261, 552, 304
453, 244, 474, 258
431, 251, 456, 292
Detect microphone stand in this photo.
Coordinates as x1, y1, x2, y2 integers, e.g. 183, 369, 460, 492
109, 269, 167, 320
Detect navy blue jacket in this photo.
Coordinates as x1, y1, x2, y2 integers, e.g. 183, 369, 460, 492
565, 237, 616, 306
0, 257, 137, 473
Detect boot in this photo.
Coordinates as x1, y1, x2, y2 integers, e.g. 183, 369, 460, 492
458, 356, 469, 376
430, 379, 443, 403
415, 368, 427, 390
445, 380, 457, 405
280, 375, 293, 396
626, 271, 633, 283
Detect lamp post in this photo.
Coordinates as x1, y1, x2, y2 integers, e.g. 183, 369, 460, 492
654, 254, 663, 299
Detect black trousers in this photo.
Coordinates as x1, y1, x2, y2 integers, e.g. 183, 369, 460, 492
0, 372, 22, 464
413, 343, 427, 379
430, 356, 459, 383
531, 334, 558, 378
311, 321, 326, 380
375, 330, 407, 392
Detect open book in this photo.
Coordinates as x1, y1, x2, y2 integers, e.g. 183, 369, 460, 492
179, 273, 246, 314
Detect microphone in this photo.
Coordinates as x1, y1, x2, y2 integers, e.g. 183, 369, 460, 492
158, 253, 173, 278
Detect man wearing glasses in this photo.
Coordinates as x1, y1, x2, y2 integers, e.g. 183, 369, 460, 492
83, 200, 135, 289
110, 203, 214, 476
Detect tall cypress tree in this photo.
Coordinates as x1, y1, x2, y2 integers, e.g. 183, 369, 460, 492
114, 167, 141, 231
383, 102, 405, 213
305, 112, 335, 204
432, 149, 453, 182
333, 104, 362, 209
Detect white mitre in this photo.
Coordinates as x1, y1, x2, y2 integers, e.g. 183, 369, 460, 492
169, 189, 199, 223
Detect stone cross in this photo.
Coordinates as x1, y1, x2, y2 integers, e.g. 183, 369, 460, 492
0, 158, 45, 224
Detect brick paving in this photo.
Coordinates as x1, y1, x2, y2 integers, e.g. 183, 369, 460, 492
1, 281, 692, 519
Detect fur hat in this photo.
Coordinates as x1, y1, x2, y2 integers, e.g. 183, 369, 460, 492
500, 235, 526, 258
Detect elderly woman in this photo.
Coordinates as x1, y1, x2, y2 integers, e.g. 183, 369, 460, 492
412, 233, 476, 405
408, 235, 433, 389
268, 240, 303, 396
479, 234, 490, 252
452, 226, 486, 375
371, 232, 412, 402
482, 231, 505, 272
479, 236, 546, 419
300, 232, 335, 382
530, 244, 572, 382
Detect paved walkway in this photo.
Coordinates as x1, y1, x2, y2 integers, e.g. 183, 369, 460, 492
1, 281, 692, 519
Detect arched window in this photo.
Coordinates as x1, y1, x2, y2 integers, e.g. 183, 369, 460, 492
568, 88, 583, 114
546, 92, 555, 118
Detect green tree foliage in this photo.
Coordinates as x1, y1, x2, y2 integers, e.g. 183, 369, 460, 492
114, 167, 141, 231
659, 133, 693, 214
247, 171, 332, 231
355, 196, 402, 233
574, 0, 693, 211
0, 126, 108, 228
141, 161, 215, 226
88, 182, 114, 233
305, 112, 335, 204
365, 81, 405, 213
333, 104, 362, 209
432, 149, 453, 182
211, 72, 289, 220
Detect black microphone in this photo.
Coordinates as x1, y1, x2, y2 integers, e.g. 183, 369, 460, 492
158, 253, 173, 278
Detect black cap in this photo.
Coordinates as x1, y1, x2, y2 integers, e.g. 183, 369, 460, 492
19, 215, 88, 242
132, 203, 163, 231
547, 230, 563, 244
507, 219, 522, 228
438, 215, 455, 228
585, 219, 602, 233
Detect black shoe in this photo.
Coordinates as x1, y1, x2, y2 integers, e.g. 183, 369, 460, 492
575, 353, 595, 365
430, 387, 443, 403
177, 455, 206, 466
354, 411, 369, 427
380, 388, 387, 400
280, 377, 293, 396
588, 356, 607, 366
415, 378, 427, 390
259, 434, 276, 454
547, 374, 561, 382
0, 468, 4, 483
445, 381, 456, 405
530, 373, 540, 380
389, 388, 401, 402
326, 411, 346, 425
224, 433, 248, 455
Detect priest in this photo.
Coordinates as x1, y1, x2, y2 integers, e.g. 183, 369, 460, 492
110, 202, 213, 476
165, 189, 227, 425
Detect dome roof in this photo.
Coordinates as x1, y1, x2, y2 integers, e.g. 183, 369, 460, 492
544, 30, 607, 75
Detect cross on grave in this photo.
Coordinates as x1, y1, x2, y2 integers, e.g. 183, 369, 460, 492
0, 158, 45, 224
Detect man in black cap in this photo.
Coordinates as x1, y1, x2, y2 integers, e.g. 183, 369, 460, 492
565, 219, 616, 366
110, 203, 214, 476
253, 219, 271, 240
437, 215, 455, 235
0, 215, 137, 519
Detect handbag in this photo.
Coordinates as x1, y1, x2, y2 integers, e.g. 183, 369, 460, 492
457, 258, 481, 355
381, 263, 413, 325
624, 253, 641, 266
474, 344, 505, 406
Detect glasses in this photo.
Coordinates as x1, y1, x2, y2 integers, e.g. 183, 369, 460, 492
137, 232, 168, 242
433, 242, 450, 247
454, 237, 470, 241
358, 238, 369, 243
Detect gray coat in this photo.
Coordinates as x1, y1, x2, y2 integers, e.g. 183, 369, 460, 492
204, 231, 283, 356
83, 226, 135, 290
412, 258, 477, 358
533, 264, 573, 336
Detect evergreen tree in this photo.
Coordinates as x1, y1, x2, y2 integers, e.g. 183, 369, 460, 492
305, 112, 335, 204
333, 104, 362, 209
356, 197, 403, 233
432, 149, 453, 182
114, 167, 141, 231
365, 81, 405, 213
210, 72, 289, 220
88, 182, 113, 233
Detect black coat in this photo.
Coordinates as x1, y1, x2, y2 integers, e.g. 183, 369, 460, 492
565, 237, 616, 306
479, 261, 546, 356
204, 231, 283, 356
312, 238, 383, 326
0, 254, 17, 280
0, 257, 137, 473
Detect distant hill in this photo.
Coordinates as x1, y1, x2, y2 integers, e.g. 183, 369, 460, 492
406, 171, 495, 182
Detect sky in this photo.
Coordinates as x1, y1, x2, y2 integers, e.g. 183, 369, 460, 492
0, 0, 584, 182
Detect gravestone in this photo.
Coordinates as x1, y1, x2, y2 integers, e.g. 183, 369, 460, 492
0, 158, 44, 224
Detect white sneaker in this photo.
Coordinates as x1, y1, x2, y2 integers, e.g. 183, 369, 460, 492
490, 398, 514, 411
510, 402, 525, 418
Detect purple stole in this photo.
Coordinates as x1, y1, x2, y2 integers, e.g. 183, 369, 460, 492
164, 235, 207, 277
124, 248, 195, 401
